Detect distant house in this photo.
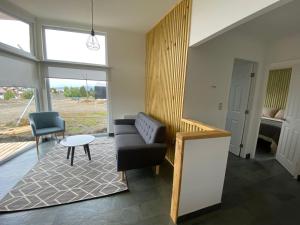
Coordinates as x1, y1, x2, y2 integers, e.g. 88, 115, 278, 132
0, 87, 5, 100
95, 86, 106, 99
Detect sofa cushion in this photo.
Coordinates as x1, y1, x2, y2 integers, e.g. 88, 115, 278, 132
115, 134, 145, 149
114, 125, 138, 135
134, 112, 166, 144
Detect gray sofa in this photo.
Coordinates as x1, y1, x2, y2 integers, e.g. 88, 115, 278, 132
114, 112, 167, 175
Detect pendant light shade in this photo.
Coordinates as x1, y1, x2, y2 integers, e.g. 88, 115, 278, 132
86, 0, 100, 51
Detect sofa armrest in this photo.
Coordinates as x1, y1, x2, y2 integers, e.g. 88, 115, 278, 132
55, 117, 65, 130
114, 119, 136, 125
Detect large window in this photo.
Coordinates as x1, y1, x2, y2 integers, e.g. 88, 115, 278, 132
44, 28, 107, 65
0, 11, 31, 53
48, 78, 108, 135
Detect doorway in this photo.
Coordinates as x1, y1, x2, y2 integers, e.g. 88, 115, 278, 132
225, 59, 257, 156
255, 68, 292, 161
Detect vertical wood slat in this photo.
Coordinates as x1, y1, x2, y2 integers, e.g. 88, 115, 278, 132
264, 68, 292, 109
145, 0, 192, 164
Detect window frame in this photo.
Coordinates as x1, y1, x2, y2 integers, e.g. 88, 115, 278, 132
0, 8, 35, 58
42, 26, 108, 66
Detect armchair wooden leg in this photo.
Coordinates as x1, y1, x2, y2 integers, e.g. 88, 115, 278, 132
62, 132, 65, 139
35, 136, 40, 160
155, 165, 160, 175
121, 171, 125, 181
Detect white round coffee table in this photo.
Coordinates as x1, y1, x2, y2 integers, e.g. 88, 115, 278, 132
60, 135, 95, 166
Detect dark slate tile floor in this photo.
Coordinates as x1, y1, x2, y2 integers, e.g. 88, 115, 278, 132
0, 139, 300, 225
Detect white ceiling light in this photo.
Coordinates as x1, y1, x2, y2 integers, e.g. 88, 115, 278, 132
86, 0, 100, 51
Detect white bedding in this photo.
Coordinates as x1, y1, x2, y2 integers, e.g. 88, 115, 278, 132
261, 117, 283, 128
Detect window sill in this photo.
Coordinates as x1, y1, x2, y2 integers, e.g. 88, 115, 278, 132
42, 59, 111, 69
0, 43, 38, 62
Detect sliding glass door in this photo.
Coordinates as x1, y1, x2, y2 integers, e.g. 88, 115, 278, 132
0, 87, 36, 142
0, 87, 37, 162
48, 78, 108, 135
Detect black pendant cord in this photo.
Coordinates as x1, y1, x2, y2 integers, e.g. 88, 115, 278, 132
91, 0, 95, 35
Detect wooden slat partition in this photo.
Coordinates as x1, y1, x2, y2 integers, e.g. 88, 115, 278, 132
145, 0, 192, 163
170, 118, 231, 223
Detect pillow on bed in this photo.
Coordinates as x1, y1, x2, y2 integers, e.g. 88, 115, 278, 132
274, 109, 284, 120
262, 107, 278, 118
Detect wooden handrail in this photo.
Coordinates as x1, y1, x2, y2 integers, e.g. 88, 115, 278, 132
180, 118, 214, 132
180, 118, 230, 139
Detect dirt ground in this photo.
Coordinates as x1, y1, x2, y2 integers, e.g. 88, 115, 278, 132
0, 97, 108, 142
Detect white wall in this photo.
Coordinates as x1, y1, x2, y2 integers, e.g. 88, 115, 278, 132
189, 0, 291, 47
184, 30, 268, 157
267, 32, 300, 64
107, 29, 145, 126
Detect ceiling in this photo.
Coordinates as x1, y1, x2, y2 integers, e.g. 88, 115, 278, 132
233, 0, 300, 42
8, 0, 180, 33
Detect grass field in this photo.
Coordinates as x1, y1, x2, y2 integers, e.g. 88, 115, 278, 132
0, 95, 108, 143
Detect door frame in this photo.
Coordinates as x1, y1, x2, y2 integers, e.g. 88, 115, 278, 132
226, 58, 258, 157
251, 59, 300, 162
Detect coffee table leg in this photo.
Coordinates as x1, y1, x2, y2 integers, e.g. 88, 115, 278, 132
67, 147, 71, 159
86, 144, 91, 161
71, 147, 75, 166
83, 145, 87, 154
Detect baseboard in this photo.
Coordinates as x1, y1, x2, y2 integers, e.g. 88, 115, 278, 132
177, 203, 222, 223
108, 133, 114, 137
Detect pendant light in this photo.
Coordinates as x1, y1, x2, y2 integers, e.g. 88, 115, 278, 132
86, 0, 100, 50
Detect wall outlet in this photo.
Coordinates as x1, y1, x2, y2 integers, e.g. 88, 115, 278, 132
218, 102, 223, 110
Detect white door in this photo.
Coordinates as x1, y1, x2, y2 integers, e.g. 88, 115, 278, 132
276, 65, 300, 177
225, 59, 255, 156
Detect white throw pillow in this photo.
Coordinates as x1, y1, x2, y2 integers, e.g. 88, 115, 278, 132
262, 107, 279, 118
274, 109, 284, 120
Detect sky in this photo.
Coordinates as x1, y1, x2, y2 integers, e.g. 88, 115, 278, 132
0, 19, 30, 52
45, 29, 106, 65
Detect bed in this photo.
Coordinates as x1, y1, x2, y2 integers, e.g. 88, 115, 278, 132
258, 108, 284, 153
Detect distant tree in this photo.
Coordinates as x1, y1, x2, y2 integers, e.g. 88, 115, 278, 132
88, 87, 95, 98
70, 87, 80, 97
64, 87, 70, 97
51, 88, 58, 94
21, 90, 34, 99
4, 90, 15, 100
79, 86, 87, 97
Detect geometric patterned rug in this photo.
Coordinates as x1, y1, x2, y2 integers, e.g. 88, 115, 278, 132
0, 137, 128, 212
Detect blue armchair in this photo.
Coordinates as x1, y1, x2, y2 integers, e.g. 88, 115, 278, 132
29, 112, 65, 159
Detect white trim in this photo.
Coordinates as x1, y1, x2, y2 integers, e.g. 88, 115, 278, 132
0, 43, 38, 61
42, 25, 108, 66
43, 60, 110, 70
269, 58, 300, 69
